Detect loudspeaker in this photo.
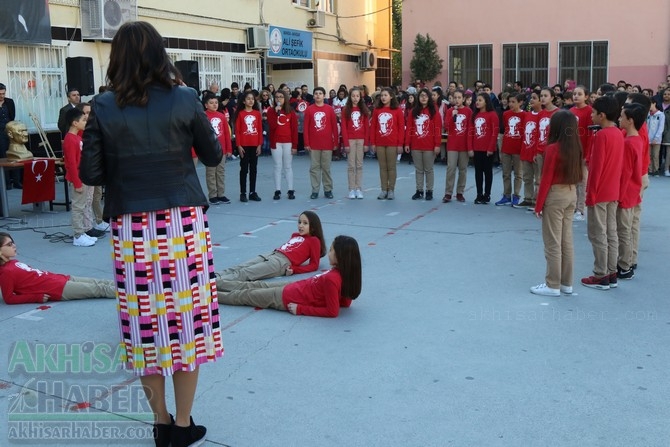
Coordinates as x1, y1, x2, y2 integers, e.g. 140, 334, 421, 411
175, 60, 200, 91
66, 57, 94, 96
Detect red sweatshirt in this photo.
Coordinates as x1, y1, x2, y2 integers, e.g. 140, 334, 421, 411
276, 233, 322, 275
570, 105, 592, 161
586, 125, 624, 206
446, 106, 472, 151
469, 110, 499, 152
205, 110, 232, 154
303, 103, 339, 150
282, 268, 352, 318
501, 110, 525, 155
0, 260, 69, 304
520, 111, 541, 162
341, 106, 369, 147
619, 135, 643, 209
405, 107, 442, 151
234, 109, 263, 147
537, 108, 558, 154
622, 123, 650, 177
370, 106, 405, 147
266, 107, 298, 149
63, 132, 83, 188
534, 143, 573, 212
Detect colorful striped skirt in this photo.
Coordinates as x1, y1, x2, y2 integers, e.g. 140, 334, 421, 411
111, 206, 224, 376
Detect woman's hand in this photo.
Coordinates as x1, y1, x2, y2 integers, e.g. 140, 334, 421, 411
74, 187, 83, 194
468, 150, 474, 157
238, 147, 245, 157
404, 146, 410, 153
487, 151, 494, 156
42, 294, 50, 303
285, 267, 293, 276
287, 303, 298, 315
256, 145, 261, 156
534, 211, 542, 219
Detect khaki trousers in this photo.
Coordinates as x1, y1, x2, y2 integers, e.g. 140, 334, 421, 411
61, 277, 116, 300
309, 149, 333, 193
521, 161, 536, 201
500, 152, 521, 197
445, 150, 469, 195
616, 207, 634, 271
533, 154, 544, 199
216, 279, 287, 311
587, 201, 618, 277
69, 183, 94, 237
575, 160, 588, 214
205, 157, 226, 198
411, 150, 436, 191
347, 139, 365, 190
541, 185, 576, 289
92, 186, 103, 224
216, 251, 290, 282
376, 146, 398, 191
650, 144, 660, 173
631, 174, 648, 265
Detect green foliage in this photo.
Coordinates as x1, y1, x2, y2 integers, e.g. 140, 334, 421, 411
391, 0, 402, 85
409, 33, 443, 83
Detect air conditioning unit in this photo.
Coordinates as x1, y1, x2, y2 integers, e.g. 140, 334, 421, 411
246, 27, 269, 51
81, 0, 137, 40
307, 11, 326, 28
359, 51, 377, 71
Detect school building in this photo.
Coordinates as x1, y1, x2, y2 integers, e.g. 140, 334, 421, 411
401, 0, 670, 93
0, 0, 392, 135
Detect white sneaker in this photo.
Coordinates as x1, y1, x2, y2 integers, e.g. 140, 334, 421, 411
73, 234, 96, 247
573, 211, 585, 221
377, 190, 388, 200
348, 190, 356, 199
530, 283, 560, 297
560, 285, 573, 294
94, 221, 110, 232
386, 190, 395, 200
355, 189, 364, 199
665, 170, 670, 177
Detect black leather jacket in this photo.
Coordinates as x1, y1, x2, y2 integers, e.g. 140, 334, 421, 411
81, 85, 222, 219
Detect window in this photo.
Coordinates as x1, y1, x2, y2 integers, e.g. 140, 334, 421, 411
449, 45, 492, 89
230, 56, 261, 90
6, 45, 67, 131
292, 0, 334, 13
559, 41, 608, 92
166, 50, 261, 92
502, 43, 549, 88
192, 53, 223, 92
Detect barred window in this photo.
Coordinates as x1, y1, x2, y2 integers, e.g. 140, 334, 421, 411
449, 45, 492, 89
559, 41, 608, 92
502, 43, 549, 88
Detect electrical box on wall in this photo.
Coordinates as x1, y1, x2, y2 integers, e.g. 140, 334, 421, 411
246, 27, 269, 51
307, 11, 326, 28
359, 51, 376, 71
81, 0, 137, 40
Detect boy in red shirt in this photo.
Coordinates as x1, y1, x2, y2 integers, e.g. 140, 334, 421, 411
495, 93, 525, 205
303, 87, 339, 199
581, 96, 624, 290
203, 93, 232, 204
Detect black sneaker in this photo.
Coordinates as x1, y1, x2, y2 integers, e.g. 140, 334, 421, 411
474, 195, 486, 204
218, 196, 231, 204
324, 191, 334, 199
208, 197, 220, 204
517, 199, 533, 207
310, 192, 318, 199
425, 190, 433, 201
170, 417, 206, 447
249, 192, 261, 201
86, 228, 106, 238
240, 193, 248, 202
273, 190, 281, 200
287, 190, 295, 200
412, 190, 423, 200
483, 194, 491, 204
617, 266, 634, 280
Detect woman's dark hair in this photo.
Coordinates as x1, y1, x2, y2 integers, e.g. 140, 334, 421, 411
106, 21, 181, 108
275, 90, 293, 115
332, 235, 362, 299
236, 91, 258, 115
413, 88, 436, 119
374, 87, 399, 109
301, 211, 327, 257
547, 110, 582, 184
472, 93, 493, 122
343, 87, 370, 120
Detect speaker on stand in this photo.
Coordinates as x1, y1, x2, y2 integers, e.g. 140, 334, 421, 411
175, 60, 200, 92
65, 57, 95, 96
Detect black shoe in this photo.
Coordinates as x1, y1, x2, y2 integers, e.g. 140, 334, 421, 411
483, 194, 491, 204
170, 417, 206, 447
240, 193, 248, 202
631, 263, 637, 270
249, 192, 261, 201
324, 191, 333, 199
218, 196, 231, 204
412, 190, 423, 200
154, 414, 174, 447
208, 197, 220, 204
425, 190, 433, 201
287, 190, 295, 200
86, 228, 106, 238
273, 190, 281, 200
474, 195, 486, 204
310, 192, 318, 199
617, 266, 635, 280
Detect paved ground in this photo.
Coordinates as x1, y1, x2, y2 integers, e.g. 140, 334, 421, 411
0, 154, 668, 447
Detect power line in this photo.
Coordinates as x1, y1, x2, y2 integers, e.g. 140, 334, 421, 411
338, 5, 393, 19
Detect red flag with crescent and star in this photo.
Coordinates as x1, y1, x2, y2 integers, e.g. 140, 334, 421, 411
21, 158, 56, 204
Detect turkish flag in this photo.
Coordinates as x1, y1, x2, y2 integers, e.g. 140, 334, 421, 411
21, 158, 56, 204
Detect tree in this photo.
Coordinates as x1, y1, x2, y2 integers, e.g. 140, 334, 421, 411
409, 33, 443, 83
391, 0, 402, 86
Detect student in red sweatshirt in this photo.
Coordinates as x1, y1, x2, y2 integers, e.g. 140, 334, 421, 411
581, 96, 625, 290
204, 93, 232, 204
303, 87, 339, 199
217, 235, 362, 318
530, 111, 583, 297
470, 93, 499, 204
370, 87, 405, 200
443, 89, 472, 203
341, 87, 370, 199
0, 232, 115, 304
404, 88, 441, 200
569, 86, 593, 220
234, 91, 263, 202
495, 93, 525, 206
536, 88, 560, 196
616, 103, 645, 280
216, 211, 326, 281
518, 91, 542, 208
267, 90, 298, 200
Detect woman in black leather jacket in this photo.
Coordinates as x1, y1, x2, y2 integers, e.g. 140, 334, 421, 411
80, 21, 223, 447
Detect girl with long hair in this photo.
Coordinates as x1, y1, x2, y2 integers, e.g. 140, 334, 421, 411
443, 89, 472, 203
470, 93, 499, 204
569, 85, 593, 221
341, 87, 370, 199
370, 87, 405, 200
267, 89, 298, 200
235, 91, 263, 202
530, 110, 583, 296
